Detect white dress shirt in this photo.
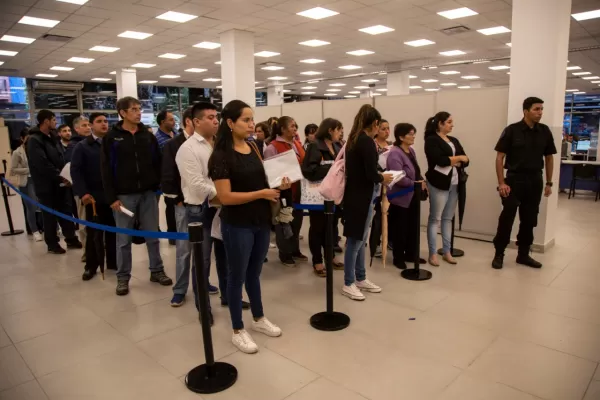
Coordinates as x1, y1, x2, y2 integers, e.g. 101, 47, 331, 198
175, 133, 217, 206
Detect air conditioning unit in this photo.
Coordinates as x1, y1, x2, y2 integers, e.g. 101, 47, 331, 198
32, 81, 84, 91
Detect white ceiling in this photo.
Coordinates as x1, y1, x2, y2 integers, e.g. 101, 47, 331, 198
0, 0, 599, 96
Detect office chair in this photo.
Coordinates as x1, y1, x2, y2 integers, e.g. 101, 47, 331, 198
568, 164, 599, 202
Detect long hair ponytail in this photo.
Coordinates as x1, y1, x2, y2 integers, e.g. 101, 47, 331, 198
268, 116, 294, 143
347, 104, 382, 151
424, 111, 451, 138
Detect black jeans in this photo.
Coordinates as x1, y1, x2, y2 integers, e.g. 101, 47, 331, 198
308, 210, 334, 265
389, 195, 420, 265
84, 203, 116, 272
493, 172, 544, 252
37, 188, 77, 249
275, 208, 304, 261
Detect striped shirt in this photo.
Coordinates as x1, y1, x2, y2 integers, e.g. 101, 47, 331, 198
155, 128, 176, 150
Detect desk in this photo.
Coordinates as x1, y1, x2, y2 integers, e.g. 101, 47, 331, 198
559, 160, 600, 190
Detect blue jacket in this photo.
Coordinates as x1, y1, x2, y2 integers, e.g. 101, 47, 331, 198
71, 135, 106, 204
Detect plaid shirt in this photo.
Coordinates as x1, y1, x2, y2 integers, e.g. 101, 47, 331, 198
155, 128, 176, 150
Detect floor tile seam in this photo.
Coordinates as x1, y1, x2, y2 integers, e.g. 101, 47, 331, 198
279, 374, 322, 400
582, 364, 600, 400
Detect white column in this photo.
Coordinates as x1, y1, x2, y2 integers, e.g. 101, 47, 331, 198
386, 71, 410, 96
267, 84, 284, 106
470, 81, 484, 89
508, 0, 571, 250
220, 29, 256, 107
360, 89, 374, 99
115, 68, 137, 99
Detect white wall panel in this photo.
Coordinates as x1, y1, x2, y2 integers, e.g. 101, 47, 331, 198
253, 105, 281, 125
282, 100, 323, 142
323, 98, 373, 139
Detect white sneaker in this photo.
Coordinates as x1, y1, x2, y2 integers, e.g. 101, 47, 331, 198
252, 317, 282, 337
356, 279, 382, 293
342, 283, 365, 301
33, 232, 43, 242
232, 330, 258, 354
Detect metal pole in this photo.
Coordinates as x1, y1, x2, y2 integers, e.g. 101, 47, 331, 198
0, 174, 25, 236
438, 216, 465, 257
401, 183, 432, 281
2, 161, 14, 196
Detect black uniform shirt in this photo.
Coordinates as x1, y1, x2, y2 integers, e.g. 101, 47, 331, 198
494, 119, 557, 173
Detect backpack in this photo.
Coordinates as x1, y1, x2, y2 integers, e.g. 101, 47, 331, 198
318, 143, 346, 205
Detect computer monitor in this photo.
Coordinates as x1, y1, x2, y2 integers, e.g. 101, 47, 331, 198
576, 141, 591, 151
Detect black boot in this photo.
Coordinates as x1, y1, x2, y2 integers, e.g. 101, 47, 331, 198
516, 248, 542, 268
492, 251, 504, 269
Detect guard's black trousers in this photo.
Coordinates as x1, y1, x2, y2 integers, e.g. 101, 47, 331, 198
493, 172, 543, 253
84, 203, 116, 272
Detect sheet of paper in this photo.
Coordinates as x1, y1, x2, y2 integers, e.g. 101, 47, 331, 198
378, 150, 390, 170
263, 150, 303, 188
434, 165, 452, 175
386, 170, 406, 188
60, 162, 72, 184
120, 206, 134, 217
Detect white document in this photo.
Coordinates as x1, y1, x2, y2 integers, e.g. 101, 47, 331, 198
434, 165, 452, 175
385, 170, 406, 189
378, 149, 390, 170
60, 162, 72, 184
120, 206, 134, 217
263, 150, 303, 188
211, 208, 222, 240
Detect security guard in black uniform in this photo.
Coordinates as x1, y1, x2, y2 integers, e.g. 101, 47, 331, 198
492, 97, 557, 269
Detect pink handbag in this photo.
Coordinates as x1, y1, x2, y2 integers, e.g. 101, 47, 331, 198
318, 144, 346, 205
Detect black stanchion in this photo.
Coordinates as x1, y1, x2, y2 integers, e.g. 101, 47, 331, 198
437, 216, 465, 257
401, 183, 432, 281
0, 174, 24, 237
2, 161, 15, 197
310, 200, 350, 331
185, 222, 237, 394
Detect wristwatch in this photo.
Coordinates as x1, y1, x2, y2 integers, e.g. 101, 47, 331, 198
546, 182, 553, 187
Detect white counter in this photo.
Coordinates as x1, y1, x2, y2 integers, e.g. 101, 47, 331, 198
561, 160, 600, 165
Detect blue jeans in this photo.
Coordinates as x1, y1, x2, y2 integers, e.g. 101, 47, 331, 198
114, 191, 164, 281
20, 177, 40, 233
344, 185, 380, 286
427, 183, 459, 256
221, 222, 270, 330
172, 204, 192, 296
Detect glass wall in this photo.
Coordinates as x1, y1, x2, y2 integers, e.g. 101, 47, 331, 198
563, 94, 600, 160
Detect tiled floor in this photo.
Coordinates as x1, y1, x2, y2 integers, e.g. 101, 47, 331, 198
1, 193, 600, 400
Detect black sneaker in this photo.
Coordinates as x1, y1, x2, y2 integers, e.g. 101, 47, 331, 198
280, 258, 296, 267
82, 270, 96, 281
393, 260, 407, 270
492, 253, 504, 269
516, 253, 542, 268
66, 240, 83, 249
292, 252, 309, 262
116, 280, 129, 296
150, 270, 173, 286
221, 298, 251, 310
48, 246, 66, 254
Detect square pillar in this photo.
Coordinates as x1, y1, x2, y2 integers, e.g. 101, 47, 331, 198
115, 68, 137, 99
220, 30, 256, 107
267, 84, 284, 106
387, 71, 410, 96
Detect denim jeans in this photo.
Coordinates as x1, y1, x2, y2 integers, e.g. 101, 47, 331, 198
20, 177, 40, 233
172, 204, 192, 296
427, 183, 459, 256
221, 222, 270, 330
114, 191, 164, 281
344, 184, 380, 286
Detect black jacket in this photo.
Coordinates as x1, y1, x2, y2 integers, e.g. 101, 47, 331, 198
301, 139, 341, 182
160, 133, 187, 205
343, 132, 383, 239
101, 122, 161, 205
424, 134, 468, 191
64, 135, 86, 163
71, 135, 107, 204
26, 126, 66, 195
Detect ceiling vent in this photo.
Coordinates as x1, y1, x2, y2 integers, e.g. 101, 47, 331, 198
0, 68, 19, 74
39, 34, 73, 43
33, 81, 83, 90
176, 80, 191, 84
441, 25, 471, 35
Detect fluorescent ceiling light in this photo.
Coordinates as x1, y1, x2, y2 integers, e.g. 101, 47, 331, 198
425, 88, 439, 92
339, 65, 361, 70
440, 71, 460, 75
261, 66, 284, 71
409, 86, 422, 89
299, 40, 330, 47
203, 78, 221, 82
440, 50, 466, 56
159, 53, 186, 59
255, 51, 280, 57
307, 80, 321, 84
185, 68, 207, 73
376, 88, 387, 92
437, 7, 478, 19
440, 83, 457, 86
574, 92, 586, 95
323, 93, 337, 96
0, 62, 4, 66
477, 26, 511, 35
489, 65, 510, 70
68, 57, 94, 63
348, 91, 360, 94
354, 86, 369, 89
36, 74, 57, 78
301, 86, 317, 89
267, 76, 287, 80
409, 75, 417, 78
255, 86, 265, 89
346, 49, 374, 56
0, 35, 35, 44
566, 89, 579, 92
582, 76, 600, 80
19, 16, 60, 27
573, 71, 591, 75
50, 66, 73, 71
109, 71, 116, 75
421, 79, 438, 83
330, 83, 346, 87
506, 43, 512, 47
160, 75, 180, 78
566, 66, 581, 71
361, 79, 378, 83
344, 95, 357, 98
572, 9, 600, 21
297, 7, 339, 20
193, 42, 220, 50
458, 86, 471, 89
118, 31, 153, 40
215, 61, 221, 65
89, 45, 119, 52
216, 85, 223, 89
0, 50, 18, 56
57, 0, 88, 4
591, 81, 600, 84
131, 63, 156, 68
156, 11, 198, 23
462, 75, 480, 80
300, 58, 324, 64
91, 78, 111, 81
282, 89, 291, 93
404, 39, 435, 47
372, 93, 382, 96
301, 92, 316, 95
359, 25, 394, 35
139, 80, 158, 84
300, 71, 321, 75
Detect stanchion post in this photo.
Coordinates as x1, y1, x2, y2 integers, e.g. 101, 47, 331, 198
401, 183, 432, 281
2, 161, 14, 197
437, 216, 465, 257
310, 200, 350, 331
185, 222, 237, 394
1, 174, 24, 237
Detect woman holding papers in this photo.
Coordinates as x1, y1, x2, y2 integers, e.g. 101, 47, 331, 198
424, 112, 469, 266
342, 105, 393, 301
